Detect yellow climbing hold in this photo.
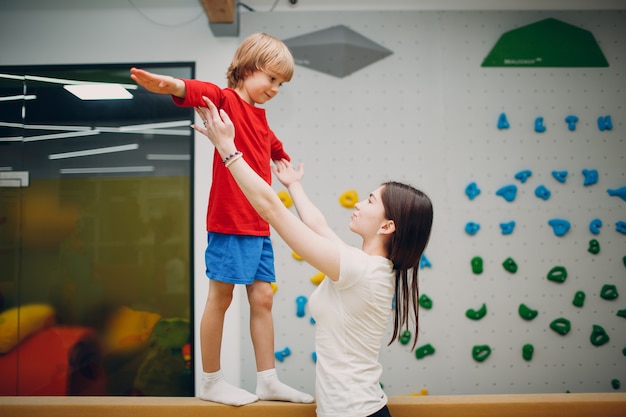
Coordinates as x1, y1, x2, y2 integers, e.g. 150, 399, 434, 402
270, 282, 278, 293
277, 190, 293, 208
292, 251, 303, 261
339, 189, 359, 208
310, 272, 325, 286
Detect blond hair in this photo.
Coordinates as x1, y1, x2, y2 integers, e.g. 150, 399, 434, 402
226, 32, 294, 89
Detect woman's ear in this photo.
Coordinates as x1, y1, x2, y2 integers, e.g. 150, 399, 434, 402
377, 220, 396, 236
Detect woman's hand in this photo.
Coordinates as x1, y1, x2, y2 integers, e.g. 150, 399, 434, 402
273, 159, 304, 188
192, 96, 238, 157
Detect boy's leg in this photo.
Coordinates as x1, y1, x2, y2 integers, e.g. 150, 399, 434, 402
247, 280, 314, 403
247, 279, 276, 371
201, 279, 234, 372
199, 280, 258, 405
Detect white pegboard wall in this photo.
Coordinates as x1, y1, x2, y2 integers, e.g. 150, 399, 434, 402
236, 10, 625, 396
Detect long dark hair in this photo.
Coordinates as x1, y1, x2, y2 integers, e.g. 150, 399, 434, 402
380, 181, 433, 350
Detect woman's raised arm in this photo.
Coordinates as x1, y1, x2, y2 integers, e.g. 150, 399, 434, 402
192, 97, 341, 281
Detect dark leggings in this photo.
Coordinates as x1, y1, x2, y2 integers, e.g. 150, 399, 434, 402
368, 405, 392, 417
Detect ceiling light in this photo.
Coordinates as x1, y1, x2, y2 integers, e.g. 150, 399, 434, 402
23, 130, 100, 142
49, 144, 139, 160
60, 166, 154, 175
146, 154, 191, 161
0, 94, 37, 102
63, 83, 133, 100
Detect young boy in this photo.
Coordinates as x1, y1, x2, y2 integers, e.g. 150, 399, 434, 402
130, 33, 313, 406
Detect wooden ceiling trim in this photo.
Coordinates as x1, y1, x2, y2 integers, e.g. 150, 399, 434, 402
199, 0, 236, 23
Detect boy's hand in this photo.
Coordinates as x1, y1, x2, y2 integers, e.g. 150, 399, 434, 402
130, 67, 186, 97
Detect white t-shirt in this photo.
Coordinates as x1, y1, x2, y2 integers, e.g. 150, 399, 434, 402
309, 244, 395, 417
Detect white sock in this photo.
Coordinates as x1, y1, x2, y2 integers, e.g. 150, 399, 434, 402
199, 370, 258, 406
256, 368, 314, 403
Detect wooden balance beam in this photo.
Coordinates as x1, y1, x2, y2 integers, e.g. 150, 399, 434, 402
1, 393, 624, 417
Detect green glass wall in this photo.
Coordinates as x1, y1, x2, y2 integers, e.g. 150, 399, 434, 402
0, 63, 194, 396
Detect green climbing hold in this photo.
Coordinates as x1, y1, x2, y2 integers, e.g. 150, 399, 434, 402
522, 343, 534, 361
471, 256, 483, 274
588, 239, 600, 254
502, 257, 518, 273
519, 303, 538, 321
612, 379, 621, 390
617, 309, 626, 318
399, 330, 412, 345
550, 317, 571, 335
419, 294, 433, 309
600, 284, 618, 300
466, 303, 487, 320
623, 347, 626, 356
481, 18, 610, 68
590, 324, 610, 346
572, 291, 585, 307
472, 345, 492, 362
547, 266, 567, 283
415, 343, 435, 359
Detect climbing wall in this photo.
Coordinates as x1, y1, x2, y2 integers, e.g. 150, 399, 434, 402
237, 10, 626, 396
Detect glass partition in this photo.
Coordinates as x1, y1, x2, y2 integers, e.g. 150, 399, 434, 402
0, 63, 195, 396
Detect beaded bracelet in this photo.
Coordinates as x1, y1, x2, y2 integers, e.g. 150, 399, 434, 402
222, 151, 242, 165
224, 151, 243, 168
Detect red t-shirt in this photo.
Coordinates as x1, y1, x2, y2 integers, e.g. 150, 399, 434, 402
173, 79, 290, 236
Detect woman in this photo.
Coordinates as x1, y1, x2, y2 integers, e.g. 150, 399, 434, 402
193, 97, 433, 417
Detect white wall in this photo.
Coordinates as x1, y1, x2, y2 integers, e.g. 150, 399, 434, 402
1, 0, 624, 397
237, 9, 626, 396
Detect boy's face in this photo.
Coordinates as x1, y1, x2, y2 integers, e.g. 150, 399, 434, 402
238, 70, 286, 105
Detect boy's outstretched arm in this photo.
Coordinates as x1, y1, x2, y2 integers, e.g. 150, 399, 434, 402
130, 67, 187, 98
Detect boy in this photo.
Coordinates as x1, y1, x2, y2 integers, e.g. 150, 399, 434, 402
130, 32, 313, 406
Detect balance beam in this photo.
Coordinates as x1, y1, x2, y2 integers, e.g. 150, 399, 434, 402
1, 393, 624, 417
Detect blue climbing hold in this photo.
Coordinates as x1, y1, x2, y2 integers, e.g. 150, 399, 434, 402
465, 222, 480, 236
295, 295, 307, 318
497, 112, 510, 129
535, 185, 551, 201
515, 169, 532, 183
420, 253, 432, 269
589, 218, 602, 235
582, 169, 598, 186
607, 186, 626, 202
548, 219, 571, 237
275, 347, 291, 362
534, 117, 546, 133
496, 184, 518, 202
465, 182, 481, 200
500, 221, 516, 235
565, 115, 579, 131
552, 170, 568, 183
597, 115, 613, 131
616, 221, 626, 235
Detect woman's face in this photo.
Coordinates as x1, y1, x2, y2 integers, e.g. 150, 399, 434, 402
349, 186, 388, 237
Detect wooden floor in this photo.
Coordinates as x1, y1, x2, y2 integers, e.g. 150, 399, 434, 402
1, 393, 625, 417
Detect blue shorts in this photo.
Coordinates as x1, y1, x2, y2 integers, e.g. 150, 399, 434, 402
205, 232, 276, 284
